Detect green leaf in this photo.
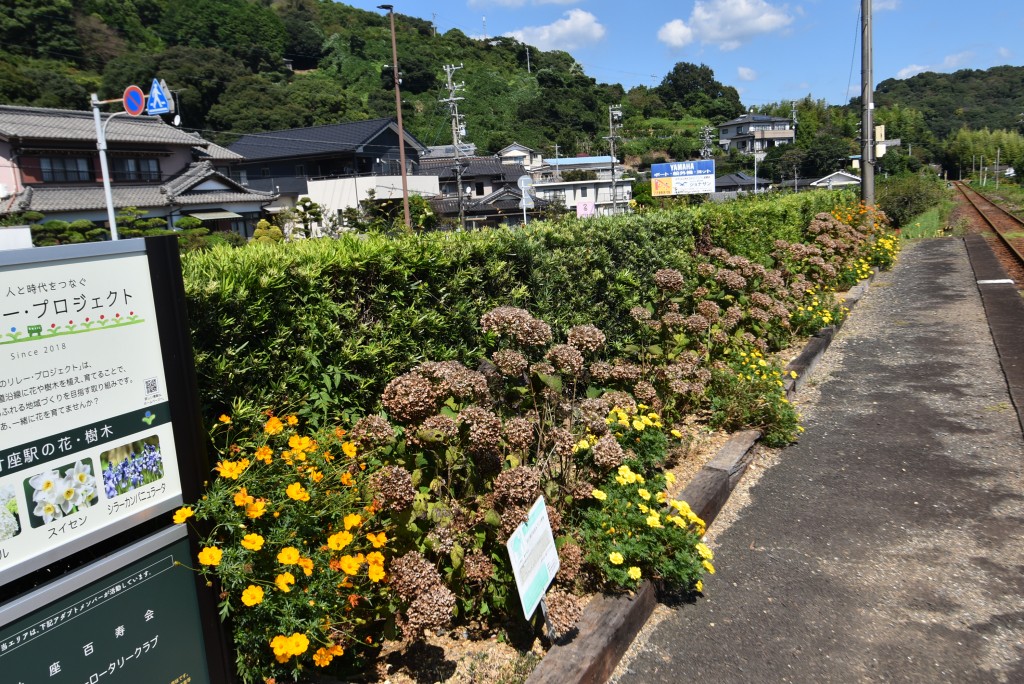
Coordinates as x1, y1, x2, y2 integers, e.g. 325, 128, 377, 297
450, 542, 465, 570
586, 385, 602, 399
484, 509, 501, 527
536, 372, 562, 392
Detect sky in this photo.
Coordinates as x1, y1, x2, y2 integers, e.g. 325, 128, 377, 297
341, 0, 1024, 107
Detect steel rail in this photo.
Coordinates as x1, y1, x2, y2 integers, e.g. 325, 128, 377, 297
954, 181, 1024, 268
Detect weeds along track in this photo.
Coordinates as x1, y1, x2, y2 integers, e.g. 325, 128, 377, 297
954, 181, 1024, 286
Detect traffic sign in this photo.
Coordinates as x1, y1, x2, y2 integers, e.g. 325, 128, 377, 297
517, 175, 534, 190
146, 78, 171, 115
518, 193, 535, 209
122, 85, 145, 116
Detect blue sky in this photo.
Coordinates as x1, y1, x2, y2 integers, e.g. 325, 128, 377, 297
342, 0, 1023, 107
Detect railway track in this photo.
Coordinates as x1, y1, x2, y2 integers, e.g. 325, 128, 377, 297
953, 181, 1024, 283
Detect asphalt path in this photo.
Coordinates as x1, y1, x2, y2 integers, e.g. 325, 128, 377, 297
615, 239, 1024, 683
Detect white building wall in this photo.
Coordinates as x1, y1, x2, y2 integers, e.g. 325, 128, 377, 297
307, 175, 439, 218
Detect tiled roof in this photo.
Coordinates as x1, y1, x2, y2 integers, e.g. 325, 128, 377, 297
194, 139, 243, 160
422, 143, 477, 159
718, 113, 792, 127
0, 105, 204, 146
9, 162, 274, 214
419, 157, 524, 181
542, 156, 614, 166
429, 186, 547, 216
227, 118, 427, 161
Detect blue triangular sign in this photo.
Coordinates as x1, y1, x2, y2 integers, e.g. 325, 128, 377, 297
147, 78, 170, 115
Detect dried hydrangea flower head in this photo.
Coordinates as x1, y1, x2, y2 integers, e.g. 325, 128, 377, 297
546, 344, 585, 377
349, 415, 395, 448
382, 361, 489, 424
480, 306, 552, 347
492, 348, 528, 377
653, 268, 685, 292
566, 324, 606, 355
369, 465, 415, 511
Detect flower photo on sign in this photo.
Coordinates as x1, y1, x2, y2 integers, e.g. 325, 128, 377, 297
100, 435, 164, 498
23, 459, 99, 528
0, 484, 21, 541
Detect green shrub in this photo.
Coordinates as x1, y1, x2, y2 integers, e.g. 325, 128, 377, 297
876, 173, 946, 227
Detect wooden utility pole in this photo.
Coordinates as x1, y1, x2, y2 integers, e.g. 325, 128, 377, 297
380, 5, 411, 229
861, 0, 874, 205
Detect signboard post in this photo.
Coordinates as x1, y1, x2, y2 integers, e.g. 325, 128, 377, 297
517, 175, 534, 225
651, 160, 716, 197
506, 496, 560, 624
0, 238, 231, 683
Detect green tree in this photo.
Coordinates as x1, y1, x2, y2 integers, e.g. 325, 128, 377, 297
159, 0, 286, 71
657, 62, 743, 120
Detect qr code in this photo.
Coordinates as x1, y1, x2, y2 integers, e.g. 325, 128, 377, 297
144, 377, 159, 396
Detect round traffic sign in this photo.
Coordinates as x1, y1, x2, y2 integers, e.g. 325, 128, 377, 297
517, 174, 534, 189
122, 85, 146, 116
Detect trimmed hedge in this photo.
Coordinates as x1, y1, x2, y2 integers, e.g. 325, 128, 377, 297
182, 191, 850, 424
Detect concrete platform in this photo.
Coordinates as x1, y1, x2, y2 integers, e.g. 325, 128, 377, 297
613, 238, 1024, 683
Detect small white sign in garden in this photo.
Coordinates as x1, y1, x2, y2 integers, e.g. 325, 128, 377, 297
506, 495, 560, 621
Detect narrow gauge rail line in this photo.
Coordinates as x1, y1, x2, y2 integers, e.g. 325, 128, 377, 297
954, 181, 1024, 273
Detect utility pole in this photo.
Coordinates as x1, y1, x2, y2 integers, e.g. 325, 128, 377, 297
379, 5, 411, 230
552, 144, 561, 180
860, 0, 874, 205
791, 101, 798, 141
431, 12, 437, 37
441, 63, 467, 228
526, 46, 531, 74
996, 147, 1000, 188
605, 105, 622, 214
700, 125, 714, 159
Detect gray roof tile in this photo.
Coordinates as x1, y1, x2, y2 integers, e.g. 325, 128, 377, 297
227, 118, 427, 161
0, 105, 204, 146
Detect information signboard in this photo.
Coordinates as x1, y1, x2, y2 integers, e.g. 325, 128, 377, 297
651, 160, 716, 196
506, 496, 560, 620
0, 241, 184, 588
0, 527, 210, 683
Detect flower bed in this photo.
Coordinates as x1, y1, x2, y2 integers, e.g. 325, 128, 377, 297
178, 201, 898, 682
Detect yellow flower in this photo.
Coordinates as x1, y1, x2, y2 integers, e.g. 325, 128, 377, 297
246, 499, 267, 519
215, 458, 250, 480
339, 555, 361, 575
264, 415, 284, 435
327, 530, 353, 551
656, 492, 667, 503
233, 487, 254, 507
368, 563, 386, 582
297, 557, 314, 576
288, 434, 315, 454
631, 419, 645, 431
197, 546, 222, 566
241, 533, 264, 551
277, 547, 301, 565
344, 513, 363, 530
665, 472, 676, 485
608, 551, 624, 565
172, 506, 194, 525
366, 551, 384, 567
696, 542, 714, 561
670, 429, 683, 439
255, 445, 273, 464
313, 645, 344, 667
241, 585, 264, 606
341, 441, 358, 458
218, 414, 231, 424
274, 572, 295, 592
627, 566, 642, 581
615, 475, 628, 486
366, 531, 388, 548
269, 632, 309, 663
591, 489, 607, 501
638, 504, 650, 514
646, 514, 663, 528
286, 415, 299, 426
637, 488, 651, 501
286, 482, 310, 502
702, 560, 716, 575
695, 580, 703, 593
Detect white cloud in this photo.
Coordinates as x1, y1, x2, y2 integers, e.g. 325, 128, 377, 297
897, 51, 974, 79
507, 9, 606, 51
738, 66, 757, 81
874, 0, 900, 10
998, 47, 1013, 60
657, 19, 695, 48
657, 0, 793, 51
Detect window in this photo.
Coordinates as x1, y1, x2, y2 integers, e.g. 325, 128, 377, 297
261, 167, 271, 178
475, 182, 485, 196
295, 164, 306, 177
112, 157, 160, 182
580, 186, 588, 198
40, 157, 91, 182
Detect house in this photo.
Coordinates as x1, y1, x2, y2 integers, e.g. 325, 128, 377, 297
717, 114, 795, 159
0, 105, 276, 234
419, 155, 544, 227
537, 155, 618, 181
497, 142, 544, 171
810, 171, 861, 189
532, 176, 633, 216
715, 172, 771, 193
226, 118, 437, 223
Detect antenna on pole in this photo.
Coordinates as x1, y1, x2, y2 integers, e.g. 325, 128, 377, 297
604, 105, 623, 214
441, 64, 467, 228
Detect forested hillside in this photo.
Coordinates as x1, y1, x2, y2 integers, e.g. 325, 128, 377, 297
1, 1, 1020, 178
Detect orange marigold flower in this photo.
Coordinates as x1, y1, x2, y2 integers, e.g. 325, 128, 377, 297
327, 530, 353, 551
274, 572, 295, 593
241, 533, 264, 551
286, 482, 310, 502
246, 499, 267, 519
334, 427, 347, 439
340, 472, 353, 486
255, 445, 273, 464
368, 564, 386, 583
338, 555, 360, 575
343, 513, 362, 530
277, 547, 300, 565
218, 414, 231, 424
341, 441, 357, 458
197, 546, 222, 566
286, 414, 299, 426
297, 557, 314, 576
233, 487, 254, 507
288, 434, 316, 454
366, 532, 387, 548
172, 506, 193, 525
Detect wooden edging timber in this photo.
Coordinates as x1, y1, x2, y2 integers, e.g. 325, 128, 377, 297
526, 270, 878, 684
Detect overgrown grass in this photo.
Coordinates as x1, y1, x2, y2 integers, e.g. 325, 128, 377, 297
899, 196, 958, 239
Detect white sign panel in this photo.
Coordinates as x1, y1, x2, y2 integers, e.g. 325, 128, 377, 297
506, 495, 560, 620
576, 200, 596, 218
651, 160, 716, 196
0, 250, 182, 586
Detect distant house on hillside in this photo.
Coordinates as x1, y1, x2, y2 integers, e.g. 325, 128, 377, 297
715, 172, 770, 193
497, 142, 544, 171
717, 114, 795, 159
418, 155, 545, 227
226, 118, 438, 222
0, 105, 275, 234
810, 171, 861, 189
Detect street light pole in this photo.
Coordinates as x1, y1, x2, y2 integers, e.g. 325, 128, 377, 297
379, 5, 412, 230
